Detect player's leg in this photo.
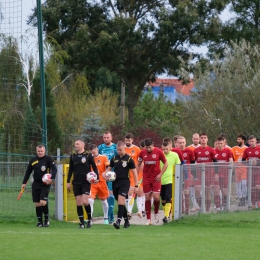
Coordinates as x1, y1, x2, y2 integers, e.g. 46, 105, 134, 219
127, 186, 135, 219
163, 183, 172, 223
160, 184, 166, 214
213, 174, 220, 211
107, 182, 115, 224
73, 183, 85, 228
98, 181, 109, 224
89, 182, 98, 217
40, 184, 51, 227
136, 187, 144, 217
152, 181, 161, 224
81, 182, 92, 228
236, 170, 243, 206
32, 182, 43, 227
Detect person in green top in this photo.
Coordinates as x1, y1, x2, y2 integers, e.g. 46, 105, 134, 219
160, 141, 181, 223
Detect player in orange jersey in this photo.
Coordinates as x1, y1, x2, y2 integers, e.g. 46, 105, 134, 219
232, 134, 248, 206
88, 144, 110, 224
187, 133, 201, 151
124, 133, 144, 218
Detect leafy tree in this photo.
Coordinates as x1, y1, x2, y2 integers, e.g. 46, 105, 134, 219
177, 40, 260, 145
28, 0, 228, 124
132, 90, 181, 138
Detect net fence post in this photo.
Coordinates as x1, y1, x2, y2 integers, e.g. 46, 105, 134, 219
248, 160, 252, 208
174, 164, 181, 220
226, 161, 233, 211
201, 163, 205, 214
55, 164, 63, 220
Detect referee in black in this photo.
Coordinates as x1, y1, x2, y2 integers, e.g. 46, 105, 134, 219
21, 144, 57, 227
103, 141, 138, 229
67, 139, 99, 228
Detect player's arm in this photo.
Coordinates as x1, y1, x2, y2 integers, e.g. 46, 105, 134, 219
49, 157, 57, 182
156, 160, 168, 182
67, 155, 73, 191
21, 161, 33, 189
102, 157, 114, 180
136, 160, 142, 176
89, 154, 99, 180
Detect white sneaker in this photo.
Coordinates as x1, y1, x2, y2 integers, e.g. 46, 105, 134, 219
146, 219, 152, 225
154, 214, 159, 224
136, 212, 142, 218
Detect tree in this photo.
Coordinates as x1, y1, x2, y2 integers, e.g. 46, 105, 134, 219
29, 0, 228, 124
177, 40, 260, 144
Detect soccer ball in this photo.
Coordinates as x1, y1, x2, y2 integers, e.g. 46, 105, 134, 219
105, 171, 116, 182
42, 173, 52, 184
86, 171, 97, 183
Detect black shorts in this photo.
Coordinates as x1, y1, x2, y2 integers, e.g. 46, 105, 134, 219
160, 183, 172, 203
73, 181, 91, 197
32, 181, 50, 203
112, 179, 130, 201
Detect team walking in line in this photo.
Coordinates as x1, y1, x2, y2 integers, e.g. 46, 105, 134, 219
21, 131, 260, 228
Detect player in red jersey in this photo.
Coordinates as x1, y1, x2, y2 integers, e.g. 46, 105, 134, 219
194, 133, 218, 212
137, 138, 168, 225
242, 135, 260, 208
187, 133, 201, 151
214, 136, 233, 210
177, 136, 196, 214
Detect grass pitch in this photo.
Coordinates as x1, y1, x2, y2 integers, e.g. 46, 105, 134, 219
1, 210, 260, 260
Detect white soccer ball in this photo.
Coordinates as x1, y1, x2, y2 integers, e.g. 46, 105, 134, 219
105, 171, 116, 182
86, 171, 97, 183
42, 173, 52, 184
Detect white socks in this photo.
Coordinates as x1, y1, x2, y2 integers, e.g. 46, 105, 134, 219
102, 200, 109, 219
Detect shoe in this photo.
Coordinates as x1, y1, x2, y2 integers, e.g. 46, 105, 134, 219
86, 220, 92, 228
142, 211, 146, 217
123, 222, 130, 228
113, 221, 120, 229
43, 219, 50, 227
108, 217, 114, 224
79, 223, 85, 229
162, 217, 170, 224
154, 214, 159, 224
137, 212, 142, 218
146, 220, 152, 225
127, 212, 132, 220
36, 222, 43, 228
103, 218, 109, 224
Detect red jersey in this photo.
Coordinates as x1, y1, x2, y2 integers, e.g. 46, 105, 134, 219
180, 148, 195, 164
171, 148, 184, 162
138, 147, 167, 182
214, 148, 233, 162
242, 146, 260, 160
194, 146, 216, 163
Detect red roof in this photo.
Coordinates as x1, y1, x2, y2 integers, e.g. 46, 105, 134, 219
148, 78, 194, 96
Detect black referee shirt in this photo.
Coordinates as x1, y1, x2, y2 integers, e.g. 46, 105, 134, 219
109, 153, 135, 180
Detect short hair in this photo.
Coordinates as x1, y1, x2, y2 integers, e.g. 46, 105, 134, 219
216, 136, 224, 142
257, 138, 260, 144
199, 132, 208, 137
124, 133, 134, 139
219, 133, 227, 138
247, 135, 256, 140
117, 141, 126, 147
237, 134, 246, 141
162, 142, 169, 147
104, 131, 112, 136
173, 135, 181, 142
177, 136, 185, 140
89, 144, 97, 150
144, 138, 153, 146
36, 144, 45, 149
139, 140, 145, 148
163, 137, 172, 144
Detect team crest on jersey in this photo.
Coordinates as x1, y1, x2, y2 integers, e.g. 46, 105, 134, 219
41, 165, 46, 171
205, 151, 209, 155
132, 150, 135, 154
222, 153, 226, 157
152, 154, 156, 158
183, 153, 187, 157
122, 161, 127, 167
256, 151, 259, 155
81, 157, 86, 163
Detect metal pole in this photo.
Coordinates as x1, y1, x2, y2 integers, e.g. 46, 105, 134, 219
201, 163, 205, 214
37, 0, 47, 150
226, 161, 233, 211
120, 81, 125, 124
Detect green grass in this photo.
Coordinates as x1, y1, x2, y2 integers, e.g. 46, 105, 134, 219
1, 211, 260, 260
